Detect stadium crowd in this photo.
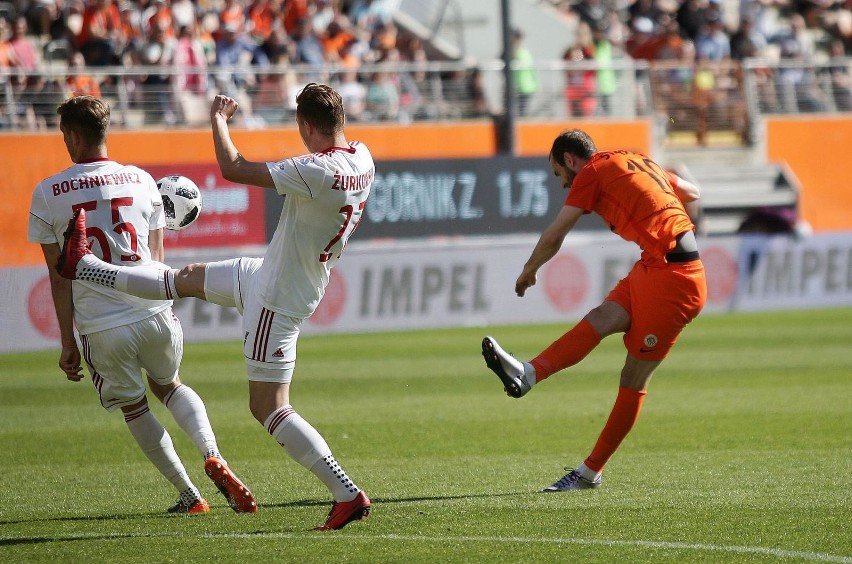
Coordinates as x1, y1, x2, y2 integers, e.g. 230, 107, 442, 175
0, 0, 487, 127
549, 0, 852, 141
1, 0, 851, 131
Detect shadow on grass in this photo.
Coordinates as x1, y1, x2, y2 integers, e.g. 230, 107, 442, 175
0, 490, 526, 546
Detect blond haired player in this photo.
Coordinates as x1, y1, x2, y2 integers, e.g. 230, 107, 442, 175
483, 129, 707, 491
57, 84, 373, 530
28, 95, 256, 514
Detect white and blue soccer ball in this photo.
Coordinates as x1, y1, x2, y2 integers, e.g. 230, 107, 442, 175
157, 175, 202, 231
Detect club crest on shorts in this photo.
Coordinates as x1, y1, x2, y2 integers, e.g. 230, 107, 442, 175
643, 334, 658, 348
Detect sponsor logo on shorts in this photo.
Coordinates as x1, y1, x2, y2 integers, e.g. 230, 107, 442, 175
272, 347, 286, 358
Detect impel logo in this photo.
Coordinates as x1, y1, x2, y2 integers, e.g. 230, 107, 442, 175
310, 271, 347, 326
28, 276, 60, 339
542, 253, 589, 312
702, 246, 738, 305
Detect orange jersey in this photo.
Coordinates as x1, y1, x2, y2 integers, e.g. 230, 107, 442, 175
566, 150, 694, 264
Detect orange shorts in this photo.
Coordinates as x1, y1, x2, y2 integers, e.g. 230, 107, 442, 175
605, 259, 707, 361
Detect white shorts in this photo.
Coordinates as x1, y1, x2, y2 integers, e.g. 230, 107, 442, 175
204, 257, 299, 384
203, 257, 262, 314
80, 309, 183, 412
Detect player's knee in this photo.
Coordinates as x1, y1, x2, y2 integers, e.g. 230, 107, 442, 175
175, 263, 207, 299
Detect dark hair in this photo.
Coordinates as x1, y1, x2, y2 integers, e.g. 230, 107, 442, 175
550, 129, 596, 165
295, 82, 345, 136
57, 95, 110, 146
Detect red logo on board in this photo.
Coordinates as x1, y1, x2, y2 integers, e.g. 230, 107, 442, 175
310, 271, 347, 326
542, 253, 589, 312
28, 276, 60, 339
701, 246, 738, 304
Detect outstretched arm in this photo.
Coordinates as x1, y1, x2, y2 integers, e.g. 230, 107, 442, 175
210, 95, 275, 189
671, 173, 703, 232
515, 205, 584, 297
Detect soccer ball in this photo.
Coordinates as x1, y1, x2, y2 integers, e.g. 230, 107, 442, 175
157, 175, 202, 231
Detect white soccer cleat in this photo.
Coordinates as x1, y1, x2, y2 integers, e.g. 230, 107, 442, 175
481, 336, 532, 398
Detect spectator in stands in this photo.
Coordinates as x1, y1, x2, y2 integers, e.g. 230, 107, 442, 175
365, 69, 399, 120
173, 24, 207, 97
509, 27, 538, 117
0, 17, 17, 70
77, 0, 123, 65
563, 44, 597, 117
573, 0, 608, 31
118, 0, 143, 62
730, 13, 779, 112
143, 0, 175, 41
9, 15, 42, 73
730, 14, 768, 60
771, 13, 826, 112
321, 15, 353, 64
676, 0, 707, 41
388, 46, 423, 120
246, 0, 276, 45
624, 16, 656, 60
281, 0, 308, 36
628, 0, 664, 29
590, 19, 618, 116
139, 20, 177, 123
350, 0, 392, 35
337, 69, 367, 120
65, 49, 102, 96
218, 0, 245, 38
215, 21, 268, 92
466, 66, 490, 118
311, 0, 337, 34
214, 20, 268, 123
695, 11, 731, 62
27, 0, 59, 39
825, 37, 852, 111
292, 15, 325, 77
170, 0, 195, 31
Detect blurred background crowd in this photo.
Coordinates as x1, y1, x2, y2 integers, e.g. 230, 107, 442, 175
1, 0, 851, 134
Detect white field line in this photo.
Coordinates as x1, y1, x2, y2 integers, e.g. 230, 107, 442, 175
1, 531, 850, 563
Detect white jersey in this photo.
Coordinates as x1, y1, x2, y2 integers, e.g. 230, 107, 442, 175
262, 142, 374, 318
28, 159, 171, 335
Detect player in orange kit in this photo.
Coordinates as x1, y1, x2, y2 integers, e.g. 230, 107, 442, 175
482, 128, 707, 491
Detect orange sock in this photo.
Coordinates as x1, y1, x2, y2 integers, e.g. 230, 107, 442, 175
584, 387, 647, 473
530, 319, 601, 382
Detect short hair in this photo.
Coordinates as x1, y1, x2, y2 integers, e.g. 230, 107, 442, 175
295, 83, 345, 136
57, 96, 110, 146
550, 129, 597, 166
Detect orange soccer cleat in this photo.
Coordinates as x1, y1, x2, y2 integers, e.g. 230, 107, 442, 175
167, 497, 210, 514
204, 457, 258, 513
313, 490, 371, 531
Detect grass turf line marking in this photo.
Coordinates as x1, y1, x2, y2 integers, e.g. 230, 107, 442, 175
1, 531, 850, 562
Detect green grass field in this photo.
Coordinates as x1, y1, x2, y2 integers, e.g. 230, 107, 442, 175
1, 308, 850, 563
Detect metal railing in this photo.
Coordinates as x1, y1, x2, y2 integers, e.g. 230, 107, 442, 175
2, 57, 850, 136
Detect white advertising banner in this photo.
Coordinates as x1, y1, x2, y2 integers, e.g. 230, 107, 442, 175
3, 232, 852, 353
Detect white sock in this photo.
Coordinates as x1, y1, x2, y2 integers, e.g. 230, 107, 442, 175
123, 403, 197, 494
163, 384, 220, 461
77, 254, 178, 300
577, 463, 601, 482
522, 362, 537, 388
264, 405, 359, 502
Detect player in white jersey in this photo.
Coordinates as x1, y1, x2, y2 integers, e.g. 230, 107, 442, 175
57, 84, 374, 530
29, 95, 256, 515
